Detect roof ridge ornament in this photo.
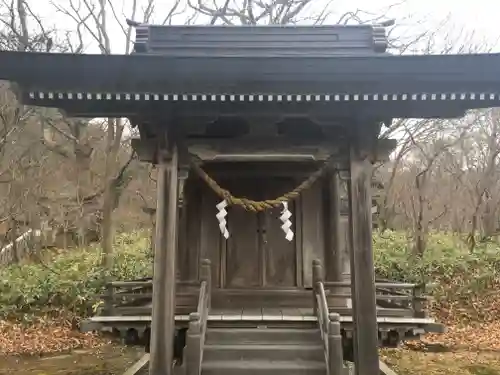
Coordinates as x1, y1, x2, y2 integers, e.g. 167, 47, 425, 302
126, 18, 141, 27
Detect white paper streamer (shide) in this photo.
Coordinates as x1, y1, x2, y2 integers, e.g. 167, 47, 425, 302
216, 200, 229, 239
280, 201, 294, 241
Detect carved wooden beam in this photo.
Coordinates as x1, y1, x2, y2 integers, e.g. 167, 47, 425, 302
132, 136, 398, 165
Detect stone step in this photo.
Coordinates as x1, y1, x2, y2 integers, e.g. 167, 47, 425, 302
205, 328, 322, 345
201, 360, 326, 375
203, 343, 324, 362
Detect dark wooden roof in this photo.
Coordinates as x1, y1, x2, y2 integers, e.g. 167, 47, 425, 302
2, 50, 500, 94
0, 25, 499, 120
133, 24, 388, 56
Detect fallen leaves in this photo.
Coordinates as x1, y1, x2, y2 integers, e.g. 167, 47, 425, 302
410, 321, 500, 352
0, 316, 108, 356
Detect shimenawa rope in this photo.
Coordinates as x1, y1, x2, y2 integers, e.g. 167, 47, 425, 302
190, 158, 332, 213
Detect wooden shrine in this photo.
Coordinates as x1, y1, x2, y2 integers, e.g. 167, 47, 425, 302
2, 24, 500, 375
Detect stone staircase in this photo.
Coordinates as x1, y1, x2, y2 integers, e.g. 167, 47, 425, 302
199, 326, 327, 375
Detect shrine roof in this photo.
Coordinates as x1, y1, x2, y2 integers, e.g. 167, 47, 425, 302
0, 25, 499, 119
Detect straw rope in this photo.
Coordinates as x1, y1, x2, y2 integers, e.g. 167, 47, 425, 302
191, 158, 332, 212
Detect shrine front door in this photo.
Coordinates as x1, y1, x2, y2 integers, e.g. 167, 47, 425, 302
223, 178, 299, 289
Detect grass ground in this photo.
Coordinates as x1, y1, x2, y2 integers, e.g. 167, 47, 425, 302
383, 350, 500, 375
0, 345, 143, 375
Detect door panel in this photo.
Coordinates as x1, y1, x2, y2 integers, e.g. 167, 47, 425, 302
226, 205, 260, 287
301, 180, 326, 288
223, 179, 260, 288
264, 203, 297, 287
220, 177, 300, 289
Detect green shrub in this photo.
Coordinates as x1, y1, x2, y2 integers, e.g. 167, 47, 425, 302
0, 231, 152, 319
374, 231, 500, 308
2, 229, 500, 320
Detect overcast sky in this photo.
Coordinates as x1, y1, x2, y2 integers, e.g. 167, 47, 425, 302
30, 0, 500, 53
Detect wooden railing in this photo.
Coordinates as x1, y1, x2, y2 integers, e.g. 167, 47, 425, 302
323, 280, 428, 318
0, 229, 43, 266
185, 259, 211, 375
102, 277, 201, 315
312, 260, 345, 375
312, 259, 431, 374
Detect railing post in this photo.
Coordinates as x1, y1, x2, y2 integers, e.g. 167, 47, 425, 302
413, 284, 426, 318
103, 281, 115, 316
312, 259, 323, 316
328, 313, 344, 375
200, 259, 211, 309
312, 259, 324, 284
185, 312, 202, 375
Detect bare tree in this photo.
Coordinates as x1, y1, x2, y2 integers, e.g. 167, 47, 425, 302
187, 0, 408, 26
0, 0, 55, 256
442, 110, 500, 251
52, 0, 163, 267
5, 0, 498, 266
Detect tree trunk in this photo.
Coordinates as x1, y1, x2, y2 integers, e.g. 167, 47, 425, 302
101, 178, 115, 269
100, 118, 121, 269
468, 214, 478, 252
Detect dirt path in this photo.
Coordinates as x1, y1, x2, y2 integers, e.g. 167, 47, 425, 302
0, 345, 144, 375
3, 344, 500, 375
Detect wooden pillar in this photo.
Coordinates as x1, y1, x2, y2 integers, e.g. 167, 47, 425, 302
149, 144, 179, 375
176, 167, 189, 282
347, 148, 379, 375
328, 169, 351, 308
329, 168, 342, 282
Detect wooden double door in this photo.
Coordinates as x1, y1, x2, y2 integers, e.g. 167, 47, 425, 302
221, 178, 299, 289
184, 174, 325, 291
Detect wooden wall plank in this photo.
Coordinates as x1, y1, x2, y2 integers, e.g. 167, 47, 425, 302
326, 169, 342, 282
301, 178, 326, 288
183, 177, 202, 281
199, 183, 222, 288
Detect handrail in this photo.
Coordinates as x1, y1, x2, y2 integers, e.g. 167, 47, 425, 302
109, 279, 200, 288
325, 280, 417, 289
312, 260, 344, 375
323, 279, 428, 318
102, 279, 204, 314
185, 259, 211, 375
197, 281, 207, 316
316, 282, 330, 371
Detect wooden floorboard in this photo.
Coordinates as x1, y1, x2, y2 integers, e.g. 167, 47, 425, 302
241, 308, 262, 320
211, 308, 305, 321
262, 308, 282, 320
221, 308, 243, 321
86, 314, 437, 325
